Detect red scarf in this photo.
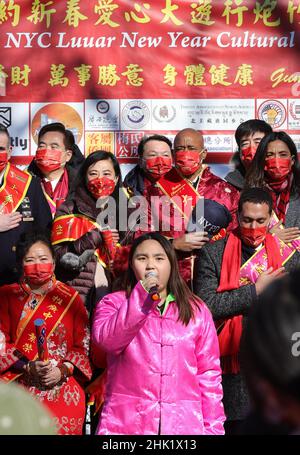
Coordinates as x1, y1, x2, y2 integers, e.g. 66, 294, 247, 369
42, 168, 69, 209
216, 229, 282, 374
266, 175, 292, 224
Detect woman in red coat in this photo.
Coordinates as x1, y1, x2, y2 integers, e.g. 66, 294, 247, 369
0, 231, 92, 435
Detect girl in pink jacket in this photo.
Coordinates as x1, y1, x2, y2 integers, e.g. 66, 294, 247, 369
92, 232, 225, 435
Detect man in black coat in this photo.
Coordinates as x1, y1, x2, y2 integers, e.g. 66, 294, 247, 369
193, 187, 300, 434
27, 122, 84, 216
0, 125, 52, 285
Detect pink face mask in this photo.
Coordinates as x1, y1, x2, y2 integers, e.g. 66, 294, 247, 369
87, 176, 116, 198
23, 262, 54, 285
264, 157, 292, 182
145, 156, 172, 179
240, 225, 268, 248
175, 151, 201, 176
35, 148, 63, 174
0, 151, 8, 172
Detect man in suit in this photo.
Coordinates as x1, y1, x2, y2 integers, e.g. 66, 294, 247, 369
0, 125, 52, 285
193, 187, 300, 433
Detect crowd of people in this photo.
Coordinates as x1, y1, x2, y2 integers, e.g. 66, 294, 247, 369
0, 119, 300, 435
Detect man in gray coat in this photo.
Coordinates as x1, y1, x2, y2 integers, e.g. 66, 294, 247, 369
193, 187, 300, 434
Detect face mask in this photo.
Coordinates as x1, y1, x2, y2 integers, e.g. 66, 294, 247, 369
87, 176, 116, 198
23, 262, 54, 285
241, 146, 257, 166
264, 157, 292, 181
145, 156, 172, 179
0, 151, 8, 172
35, 148, 63, 174
175, 151, 201, 176
240, 225, 268, 248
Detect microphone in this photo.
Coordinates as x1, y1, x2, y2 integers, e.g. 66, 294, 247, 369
34, 318, 48, 361
145, 271, 160, 301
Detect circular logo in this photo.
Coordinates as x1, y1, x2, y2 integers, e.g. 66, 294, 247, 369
122, 100, 150, 129
257, 100, 286, 129
31, 103, 83, 145
96, 100, 110, 114
153, 104, 176, 123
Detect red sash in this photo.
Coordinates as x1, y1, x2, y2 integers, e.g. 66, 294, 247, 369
156, 167, 201, 224
1, 281, 78, 383
51, 214, 111, 267
52, 214, 100, 245
217, 233, 295, 374
0, 163, 32, 214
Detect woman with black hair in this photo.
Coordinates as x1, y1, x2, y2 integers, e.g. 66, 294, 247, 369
0, 230, 91, 434
245, 131, 300, 244
92, 232, 225, 435
241, 270, 300, 434
225, 119, 272, 191
52, 150, 129, 314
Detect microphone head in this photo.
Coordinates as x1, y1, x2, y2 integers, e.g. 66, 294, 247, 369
145, 271, 158, 279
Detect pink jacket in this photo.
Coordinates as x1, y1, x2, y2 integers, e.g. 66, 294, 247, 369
92, 282, 225, 435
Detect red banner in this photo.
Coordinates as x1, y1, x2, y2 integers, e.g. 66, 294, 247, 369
0, 0, 300, 165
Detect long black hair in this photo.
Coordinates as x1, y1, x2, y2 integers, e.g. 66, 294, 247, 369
245, 131, 300, 195
241, 270, 300, 408
124, 232, 201, 325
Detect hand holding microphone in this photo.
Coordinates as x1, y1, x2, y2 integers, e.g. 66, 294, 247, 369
143, 271, 160, 301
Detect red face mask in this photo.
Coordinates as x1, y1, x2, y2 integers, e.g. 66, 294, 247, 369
240, 225, 268, 248
35, 148, 63, 174
145, 156, 172, 179
23, 262, 54, 285
264, 157, 292, 182
0, 151, 8, 172
175, 150, 201, 176
241, 146, 257, 166
87, 176, 116, 198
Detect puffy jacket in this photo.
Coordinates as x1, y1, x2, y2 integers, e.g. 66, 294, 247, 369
92, 281, 225, 435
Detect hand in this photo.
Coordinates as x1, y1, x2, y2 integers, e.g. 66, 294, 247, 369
0, 212, 22, 232
142, 273, 159, 293
25, 360, 51, 381
270, 220, 300, 244
255, 266, 286, 295
39, 366, 62, 388
173, 232, 209, 252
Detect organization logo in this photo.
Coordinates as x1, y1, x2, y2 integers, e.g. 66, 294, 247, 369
96, 100, 110, 114
257, 100, 286, 129
122, 100, 150, 129
153, 104, 176, 123
289, 101, 300, 120
0, 106, 11, 127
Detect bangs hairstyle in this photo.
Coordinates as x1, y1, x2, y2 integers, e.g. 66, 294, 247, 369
230, 119, 272, 175
245, 131, 300, 195
76, 150, 123, 197
124, 232, 201, 325
15, 230, 54, 279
